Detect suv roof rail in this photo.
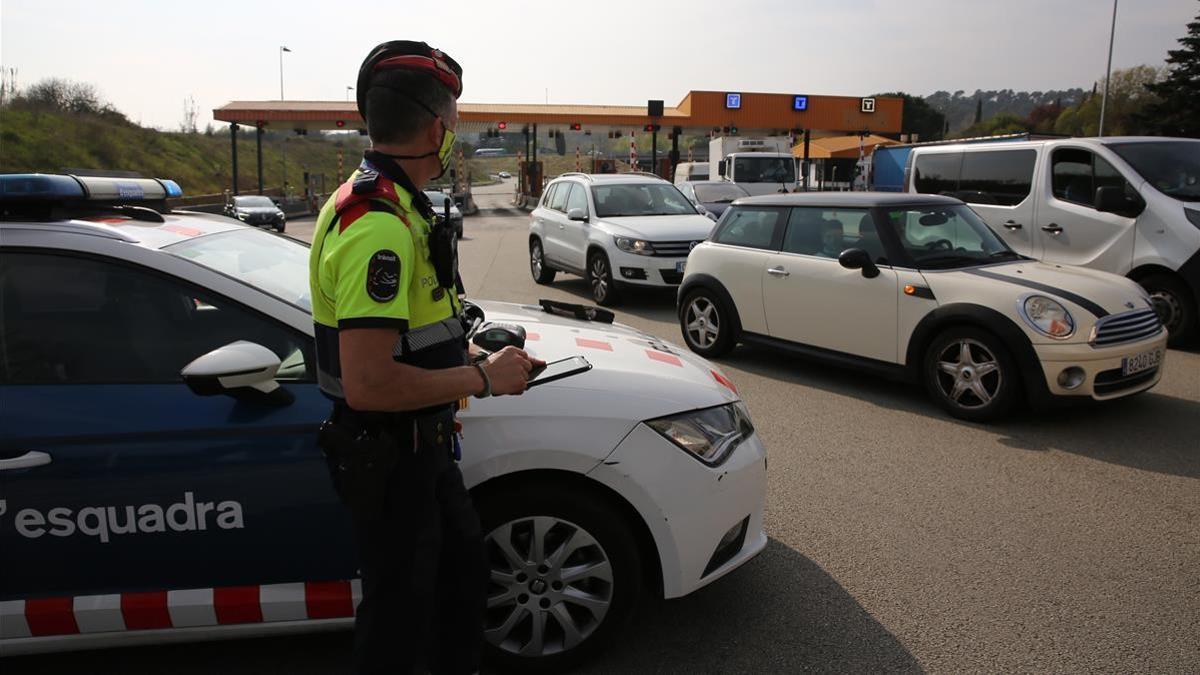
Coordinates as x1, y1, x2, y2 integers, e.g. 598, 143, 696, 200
623, 171, 667, 180
557, 172, 594, 181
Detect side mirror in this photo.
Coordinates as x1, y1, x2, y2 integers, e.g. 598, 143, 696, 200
181, 341, 293, 406
838, 248, 881, 279
567, 207, 588, 222
1095, 186, 1144, 217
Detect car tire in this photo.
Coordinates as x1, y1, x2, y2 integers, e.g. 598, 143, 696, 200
275, 222, 285, 233
923, 326, 1020, 423
679, 288, 736, 357
477, 484, 642, 673
587, 251, 620, 306
530, 238, 556, 285
1140, 273, 1197, 347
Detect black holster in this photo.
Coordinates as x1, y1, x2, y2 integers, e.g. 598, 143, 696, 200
317, 416, 406, 514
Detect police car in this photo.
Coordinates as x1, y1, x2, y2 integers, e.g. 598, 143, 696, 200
0, 174, 767, 670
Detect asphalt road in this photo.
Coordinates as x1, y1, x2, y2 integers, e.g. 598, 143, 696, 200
9, 180, 1199, 674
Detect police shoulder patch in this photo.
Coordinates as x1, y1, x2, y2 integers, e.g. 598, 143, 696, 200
366, 249, 400, 302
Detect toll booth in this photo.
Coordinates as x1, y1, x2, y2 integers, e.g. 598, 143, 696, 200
520, 161, 544, 198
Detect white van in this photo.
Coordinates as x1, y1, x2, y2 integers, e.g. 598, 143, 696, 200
905, 137, 1200, 345
673, 161, 709, 184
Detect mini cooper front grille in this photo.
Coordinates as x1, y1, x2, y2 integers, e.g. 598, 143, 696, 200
651, 240, 701, 257
1089, 309, 1162, 347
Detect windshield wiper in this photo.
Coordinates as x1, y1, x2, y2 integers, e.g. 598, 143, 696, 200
988, 250, 1022, 260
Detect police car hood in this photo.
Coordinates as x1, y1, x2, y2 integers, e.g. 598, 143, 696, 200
472, 299, 740, 419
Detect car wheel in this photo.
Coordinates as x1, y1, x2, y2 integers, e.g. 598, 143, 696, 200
923, 327, 1019, 423
587, 251, 620, 306
1141, 273, 1197, 347
275, 222, 285, 233
530, 238, 556, 284
478, 485, 642, 673
680, 288, 735, 357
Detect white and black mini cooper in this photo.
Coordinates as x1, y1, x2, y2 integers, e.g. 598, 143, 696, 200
678, 193, 1167, 422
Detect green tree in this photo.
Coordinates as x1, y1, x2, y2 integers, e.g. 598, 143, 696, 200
874, 91, 947, 141
1138, 6, 1200, 136
952, 112, 1030, 139
1053, 65, 1163, 136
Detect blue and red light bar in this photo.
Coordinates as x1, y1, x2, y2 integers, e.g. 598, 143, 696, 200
0, 174, 184, 201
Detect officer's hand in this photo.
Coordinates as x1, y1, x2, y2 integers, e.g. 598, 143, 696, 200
483, 347, 539, 396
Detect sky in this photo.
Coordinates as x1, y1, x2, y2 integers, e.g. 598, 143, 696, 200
1, 0, 1195, 130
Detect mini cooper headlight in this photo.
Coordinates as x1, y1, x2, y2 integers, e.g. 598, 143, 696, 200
1020, 295, 1075, 339
615, 237, 655, 255
646, 402, 754, 466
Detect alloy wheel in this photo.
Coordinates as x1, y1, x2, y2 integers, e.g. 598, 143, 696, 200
1149, 289, 1183, 334
934, 338, 1003, 409
685, 297, 720, 349
484, 516, 613, 657
590, 257, 609, 303
531, 243, 544, 278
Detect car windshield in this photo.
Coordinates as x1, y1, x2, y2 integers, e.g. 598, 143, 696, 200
232, 196, 275, 208
884, 204, 1017, 269
424, 191, 454, 207
694, 183, 749, 203
733, 156, 796, 183
165, 228, 311, 311
1108, 141, 1200, 202
591, 183, 696, 217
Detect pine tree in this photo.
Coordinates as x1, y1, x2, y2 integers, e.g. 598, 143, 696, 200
1139, 7, 1200, 136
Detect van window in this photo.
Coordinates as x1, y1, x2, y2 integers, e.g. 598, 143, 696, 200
912, 152, 962, 195
712, 207, 787, 250
1052, 149, 1135, 209
958, 150, 1036, 206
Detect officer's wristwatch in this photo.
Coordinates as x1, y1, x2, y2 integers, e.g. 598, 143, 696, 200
472, 362, 492, 399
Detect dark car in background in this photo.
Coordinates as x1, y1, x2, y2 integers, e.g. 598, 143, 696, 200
223, 195, 286, 232
424, 189, 464, 238
677, 181, 751, 221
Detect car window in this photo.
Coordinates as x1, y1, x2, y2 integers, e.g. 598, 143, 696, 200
712, 207, 787, 250
540, 183, 558, 209
0, 252, 313, 385
565, 183, 588, 214
782, 207, 878, 260
167, 228, 311, 311
549, 182, 571, 212
912, 152, 963, 195
957, 149, 1036, 206
1052, 148, 1095, 206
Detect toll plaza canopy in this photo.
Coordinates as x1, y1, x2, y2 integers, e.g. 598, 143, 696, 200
213, 90, 902, 135
796, 134, 902, 159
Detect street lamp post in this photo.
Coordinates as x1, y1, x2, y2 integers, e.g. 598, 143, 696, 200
1098, 0, 1118, 137
346, 85, 354, 102
279, 46, 291, 99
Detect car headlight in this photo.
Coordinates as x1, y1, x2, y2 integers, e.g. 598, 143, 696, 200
1019, 294, 1075, 339
235, 211, 248, 220
646, 402, 754, 466
615, 236, 655, 255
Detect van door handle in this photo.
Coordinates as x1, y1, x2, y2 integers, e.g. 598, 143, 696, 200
1041, 224, 1064, 235
0, 451, 53, 471
1003, 220, 1023, 230
766, 266, 790, 277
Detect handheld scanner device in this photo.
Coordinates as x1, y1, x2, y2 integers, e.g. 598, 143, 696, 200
472, 322, 527, 352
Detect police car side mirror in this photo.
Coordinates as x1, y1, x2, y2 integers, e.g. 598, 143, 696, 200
181, 341, 294, 407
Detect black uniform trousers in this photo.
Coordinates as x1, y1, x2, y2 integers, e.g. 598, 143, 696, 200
336, 408, 488, 675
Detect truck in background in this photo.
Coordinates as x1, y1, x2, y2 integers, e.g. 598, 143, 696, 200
711, 136, 798, 195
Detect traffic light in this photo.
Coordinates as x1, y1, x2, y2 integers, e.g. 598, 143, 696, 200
570, 122, 581, 131
643, 124, 660, 132
730, 126, 739, 135
335, 120, 345, 128
722, 126, 730, 134
498, 121, 507, 130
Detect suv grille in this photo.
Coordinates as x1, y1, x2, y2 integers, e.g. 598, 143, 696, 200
652, 240, 702, 257
1089, 309, 1162, 347
1094, 366, 1159, 396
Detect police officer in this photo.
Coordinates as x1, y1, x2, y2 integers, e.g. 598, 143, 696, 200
308, 40, 541, 674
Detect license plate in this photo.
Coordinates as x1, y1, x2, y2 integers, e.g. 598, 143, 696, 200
1121, 348, 1163, 376
675, 261, 686, 273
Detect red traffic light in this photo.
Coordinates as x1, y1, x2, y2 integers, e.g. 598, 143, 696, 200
335, 120, 345, 128
570, 122, 581, 131
643, 124, 660, 132
498, 121, 507, 130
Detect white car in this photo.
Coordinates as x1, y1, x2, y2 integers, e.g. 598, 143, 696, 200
679, 192, 1168, 422
529, 173, 716, 306
0, 174, 767, 671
